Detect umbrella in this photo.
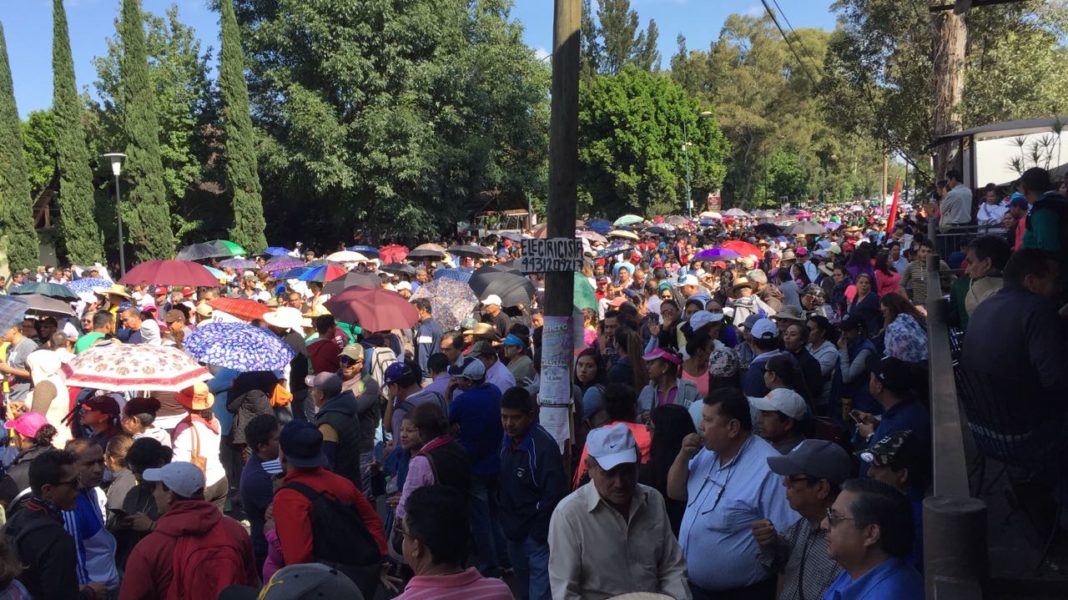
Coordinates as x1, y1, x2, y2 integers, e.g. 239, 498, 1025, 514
298, 264, 347, 283
577, 230, 607, 243
263, 256, 304, 275
408, 244, 447, 260
263, 246, 291, 256
10, 282, 77, 301
824, 222, 842, 231
448, 245, 492, 259
64, 342, 211, 392
433, 268, 472, 284
323, 271, 381, 294
67, 278, 113, 294
754, 222, 783, 236
468, 270, 536, 308
326, 250, 370, 263
380, 263, 416, 277
278, 266, 313, 279
666, 215, 692, 227
645, 225, 675, 237
608, 230, 639, 241
692, 248, 741, 261
209, 239, 247, 257
176, 242, 219, 261
324, 288, 419, 332
699, 211, 722, 220
500, 232, 528, 242
379, 244, 410, 264
613, 214, 644, 227
185, 322, 296, 371
724, 208, 750, 218
204, 266, 226, 279
588, 219, 613, 235
219, 258, 259, 270
573, 272, 597, 313
347, 245, 380, 257
411, 278, 478, 332
208, 297, 271, 322
787, 221, 824, 236
119, 260, 219, 287
0, 296, 27, 331
720, 240, 762, 259
16, 294, 76, 318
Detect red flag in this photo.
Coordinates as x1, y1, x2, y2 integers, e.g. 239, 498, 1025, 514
886, 176, 902, 232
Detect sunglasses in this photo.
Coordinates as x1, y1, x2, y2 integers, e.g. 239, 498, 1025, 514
340, 357, 363, 366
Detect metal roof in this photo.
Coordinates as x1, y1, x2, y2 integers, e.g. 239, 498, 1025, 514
927, 116, 1068, 149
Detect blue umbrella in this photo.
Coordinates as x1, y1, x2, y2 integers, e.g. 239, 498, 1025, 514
346, 245, 380, 258
185, 322, 296, 371
263, 247, 291, 256
10, 282, 78, 301
0, 296, 27, 332
279, 266, 312, 279
588, 219, 612, 235
433, 268, 472, 284
67, 278, 112, 294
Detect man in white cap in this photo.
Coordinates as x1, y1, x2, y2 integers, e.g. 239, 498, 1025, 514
548, 423, 690, 600
751, 388, 809, 454
678, 274, 700, 299
480, 294, 511, 339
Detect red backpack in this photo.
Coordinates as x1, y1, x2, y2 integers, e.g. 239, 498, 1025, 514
168, 523, 250, 599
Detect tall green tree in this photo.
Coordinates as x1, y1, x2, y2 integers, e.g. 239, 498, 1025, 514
119, 0, 175, 260
0, 24, 39, 270
21, 110, 57, 199
53, 0, 104, 264
582, 0, 660, 76
218, 0, 266, 252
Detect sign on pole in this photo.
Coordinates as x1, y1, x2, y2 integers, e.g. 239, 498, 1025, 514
519, 238, 583, 274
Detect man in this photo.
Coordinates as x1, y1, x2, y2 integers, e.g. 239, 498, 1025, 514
472, 339, 516, 394
385, 359, 447, 446
502, 334, 535, 385
273, 421, 389, 598
1020, 167, 1068, 291
163, 309, 190, 337
752, 388, 809, 454
481, 294, 511, 339
239, 414, 281, 570
263, 307, 309, 405
742, 318, 788, 398
679, 274, 700, 299
549, 423, 690, 600
447, 356, 508, 576
857, 430, 928, 572
396, 485, 513, 599
307, 315, 342, 375
62, 439, 120, 595
412, 298, 443, 378
667, 388, 798, 598
1004, 193, 1029, 250
118, 304, 161, 345
5, 450, 105, 599
439, 332, 465, 366
119, 462, 258, 599
797, 247, 819, 283
977, 183, 1008, 235
752, 440, 852, 600
284, 290, 306, 312
498, 388, 566, 600
939, 168, 974, 233
823, 479, 924, 598
1, 316, 38, 402
306, 372, 363, 487
853, 357, 931, 456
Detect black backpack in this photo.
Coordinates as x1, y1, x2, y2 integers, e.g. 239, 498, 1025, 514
283, 481, 381, 598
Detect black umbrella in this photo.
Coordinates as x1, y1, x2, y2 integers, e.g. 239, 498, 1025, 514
754, 222, 783, 236
468, 270, 536, 308
380, 263, 416, 277
448, 244, 493, 259
323, 272, 381, 295
176, 242, 218, 261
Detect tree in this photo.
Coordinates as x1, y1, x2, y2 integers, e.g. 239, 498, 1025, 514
581, 0, 659, 76
119, 0, 176, 260
54, 0, 105, 264
578, 67, 729, 217
0, 23, 40, 270
218, 0, 267, 252
21, 110, 57, 199
767, 149, 809, 203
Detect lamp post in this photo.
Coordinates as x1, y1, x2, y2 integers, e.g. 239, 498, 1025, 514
102, 153, 127, 276
683, 111, 713, 219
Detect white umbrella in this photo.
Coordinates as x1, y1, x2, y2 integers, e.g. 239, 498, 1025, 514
63, 342, 211, 392
724, 208, 750, 218
699, 211, 722, 220
326, 250, 370, 263
608, 229, 640, 241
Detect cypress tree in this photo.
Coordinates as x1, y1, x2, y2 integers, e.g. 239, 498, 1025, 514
219, 0, 267, 253
0, 24, 40, 270
53, 0, 104, 265
120, 0, 175, 261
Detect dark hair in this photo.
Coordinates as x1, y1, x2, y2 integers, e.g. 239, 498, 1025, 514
784, 322, 809, 343
841, 478, 915, 558
405, 485, 469, 565
411, 298, 432, 314
684, 329, 714, 358
846, 245, 872, 270
28, 449, 77, 495
314, 314, 336, 335
245, 414, 280, 453
0, 535, 24, 588
880, 293, 924, 325
393, 359, 423, 388
703, 387, 752, 432
573, 348, 605, 388
501, 387, 534, 414
29, 424, 57, 447
126, 438, 173, 474
646, 405, 695, 493
945, 169, 962, 182
410, 402, 449, 441
603, 383, 638, 423
105, 435, 134, 469
1003, 248, 1057, 287
442, 333, 464, 351
1020, 167, 1052, 194
426, 352, 450, 376
874, 250, 894, 276
764, 355, 807, 398
92, 311, 112, 330
968, 235, 1011, 272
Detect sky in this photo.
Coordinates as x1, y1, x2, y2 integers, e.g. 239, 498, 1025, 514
1, 0, 838, 118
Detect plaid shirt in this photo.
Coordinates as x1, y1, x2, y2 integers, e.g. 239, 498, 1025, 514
759, 516, 843, 600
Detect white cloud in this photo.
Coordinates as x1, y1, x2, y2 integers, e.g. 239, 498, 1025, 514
744, 4, 766, 17
534, 47, 551, 62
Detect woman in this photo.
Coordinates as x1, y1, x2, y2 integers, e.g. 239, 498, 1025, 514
104, 435, 136, 524
581, 309, 598, 350
572, 349, 605, 452
709, 347, 741, 391
608, 328, 649, 390
782, 323, 824, 410
845, 243, 876, 285
806, 316, 839, 409
172, 382, 228, 510
829, 266, 853, 319
0, 412, 57, 508
836, 315, 879, 416
681, 331, 714, 401
395, 403, 471, 522
115, 438, 173, 570
649, 299, 682, 354
873, 250, 902, 297
848, 273, 882, 338
880, 293, 928, 363
762, 354, 809, 402
638, 404, 695, 536
637, 347, 700, 418
23, 349, 72, 448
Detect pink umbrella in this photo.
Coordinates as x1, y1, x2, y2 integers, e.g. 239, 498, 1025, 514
324, 287, 419, 332
119, 260, 220, 287
378, 244, 410, 264
63, 342, 211, 392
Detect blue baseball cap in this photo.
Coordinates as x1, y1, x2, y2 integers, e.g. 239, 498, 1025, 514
502, 334, 525, 347
279, 421, 327, 469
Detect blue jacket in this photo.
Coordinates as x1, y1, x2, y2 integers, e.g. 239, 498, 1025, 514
450, 383, 503, 477
822, 557, 923, 600
415, 318, 443, 376
496, 424, 566, 543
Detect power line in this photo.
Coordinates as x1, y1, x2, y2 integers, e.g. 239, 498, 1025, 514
759, 0, 820, 88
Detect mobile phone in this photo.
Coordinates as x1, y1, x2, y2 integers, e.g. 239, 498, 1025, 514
108, 508, 127, 518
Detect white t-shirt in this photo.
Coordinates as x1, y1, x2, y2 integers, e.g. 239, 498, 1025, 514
129, 319, 161, 345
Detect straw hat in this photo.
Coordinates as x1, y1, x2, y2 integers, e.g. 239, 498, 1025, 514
177, 382, 214, 411
463, 322, 499, 340
263, 307, 305, 331
731, 277, 753, 290
103, 284, 132, 300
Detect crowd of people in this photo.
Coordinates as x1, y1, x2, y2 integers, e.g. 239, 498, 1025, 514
0, 164, 1063, 599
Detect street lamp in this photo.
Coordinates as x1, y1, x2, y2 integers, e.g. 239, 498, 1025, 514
683, 111, 713, 219
102, 153, 127, 276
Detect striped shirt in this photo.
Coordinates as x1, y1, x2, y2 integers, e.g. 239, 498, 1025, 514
759, 516, 842, 600
395, 567, 512, 600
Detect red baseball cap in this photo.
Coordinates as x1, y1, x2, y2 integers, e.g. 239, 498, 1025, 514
181, 286, 194, 297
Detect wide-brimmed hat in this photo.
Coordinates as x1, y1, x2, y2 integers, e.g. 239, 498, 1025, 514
818, 264, 835, 278
262, 307, 304, 331
177, 382, 215, 411
463, 322, 498, 340
103, 284, 132, 300
772, 305, 805, 322
731, 277, 752, 290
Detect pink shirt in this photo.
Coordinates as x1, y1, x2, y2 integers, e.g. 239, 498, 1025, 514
396, 567, 512, 600
874, 270, 902, 297
681, 367, 709, 399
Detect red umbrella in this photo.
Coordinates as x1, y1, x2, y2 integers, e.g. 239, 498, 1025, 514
324, 287, 418, 332
119, 260, 220, 287
208, 297, 271, 322
378, 244, 410, 264
720, 240, 762, 259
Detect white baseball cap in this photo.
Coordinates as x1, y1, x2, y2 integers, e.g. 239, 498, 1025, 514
750, 388, 808, 420
678, 274, 699, 287
482, 294, 503, 307
750, 318, 779, 341
587, 423, 638, 471
142, 462, 206, 498
689, 310, 724, 332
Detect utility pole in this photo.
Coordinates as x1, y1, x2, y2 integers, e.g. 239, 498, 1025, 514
930, 0, 966, 176
882, 153, 888, 205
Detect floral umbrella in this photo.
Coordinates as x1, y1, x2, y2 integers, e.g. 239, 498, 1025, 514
185, 322, 296, 372
67, 278, 113, 294
63, 342, 211, 392
219, 258, 259, 270
411, 277, 478, 332
432, 268, 472, 284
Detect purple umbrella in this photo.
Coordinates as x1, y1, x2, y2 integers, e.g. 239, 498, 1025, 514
824, 222, 841, 231
692, 247, 741, 261
263, 257, 304, 275
220, 258, 259, 270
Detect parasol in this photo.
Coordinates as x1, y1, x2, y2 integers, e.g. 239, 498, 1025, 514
63, 342, 211, 392
0, 296, 28, 331
297, 264, 347, 283
692, 248, 741, 262
613, 214, 644, 227
608, 230, 640, 242
324, 288, 419, 332
10, 282, 78, 301
720, 240, 762, 259
67, 278, 113, 294
185, 322, 296, 372
347, 245, 380, 258
432, 268, 472, 284
263, 247, 291, 256
323, 271, 381, 295
326, 251, 370, 263
448, 245, 493, 259
219, 258, 259, 270
407, 244, 447, 260
208, 297, 271, 322
120, 260, 220, 287
380, 263, 416, 277
786, 221, 824, 236
15, 294, 76, 318
411, 278, 478, 332
378, 244, 410, 264
468, 270, 536, 308
723, 208, 750, 218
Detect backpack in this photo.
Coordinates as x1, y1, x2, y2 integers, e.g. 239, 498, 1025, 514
168, 522, 249, 599
283, 481, 381, 598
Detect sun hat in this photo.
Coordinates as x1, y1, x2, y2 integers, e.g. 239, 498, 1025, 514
103, 284, 132, 300
463, 322, 498, 339
143, 462, 206, 498
5, 412, 50, 439
262, 307, 304, 331
731, 277, 753, 290
772, 305, 805, 323
587, 423, 638, 471
642, 347, 682, 366
176, 382, 215, 411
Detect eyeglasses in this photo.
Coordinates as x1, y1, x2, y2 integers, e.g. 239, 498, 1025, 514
825, 507, 855, 528
340, 357, 363, 366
